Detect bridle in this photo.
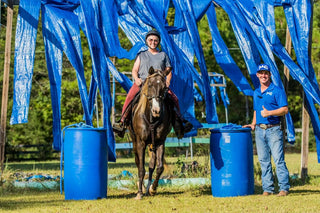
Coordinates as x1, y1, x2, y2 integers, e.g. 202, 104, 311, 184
142, 71, 168, 100
141, 71, 168, 151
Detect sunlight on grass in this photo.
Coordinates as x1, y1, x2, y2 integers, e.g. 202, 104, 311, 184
1, 153, 320, 212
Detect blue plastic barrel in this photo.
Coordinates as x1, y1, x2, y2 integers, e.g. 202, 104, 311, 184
63, 127, 108, 200
210, 127, 254, 197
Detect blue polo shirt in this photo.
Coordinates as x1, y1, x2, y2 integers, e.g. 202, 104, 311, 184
253, 83, 288, 125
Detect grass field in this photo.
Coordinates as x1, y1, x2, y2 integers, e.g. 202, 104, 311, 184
1, 152, 320, 213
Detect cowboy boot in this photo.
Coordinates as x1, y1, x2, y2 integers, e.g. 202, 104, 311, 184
112, 121, 126, 138
112, 108, 131, 138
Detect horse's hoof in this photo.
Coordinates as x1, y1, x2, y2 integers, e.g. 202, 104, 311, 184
135, 193, 143, 200
149, 186, 157, 196
136, 181, 146, 194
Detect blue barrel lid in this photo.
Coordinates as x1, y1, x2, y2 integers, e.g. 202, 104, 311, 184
210, 124, 251, 133
65, 127, 107, 131
63, 123, 106, 132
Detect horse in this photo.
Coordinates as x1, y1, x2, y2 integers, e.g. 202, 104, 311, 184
128, 66, 173, 200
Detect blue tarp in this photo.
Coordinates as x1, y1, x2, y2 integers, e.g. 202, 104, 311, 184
10, 0, 320, 162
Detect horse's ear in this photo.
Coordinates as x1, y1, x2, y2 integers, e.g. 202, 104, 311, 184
149, 66, 155, 75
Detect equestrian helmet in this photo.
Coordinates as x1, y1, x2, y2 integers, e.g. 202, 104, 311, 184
145, 29, 161, 43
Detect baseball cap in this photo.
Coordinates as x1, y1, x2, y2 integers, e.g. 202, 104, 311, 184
257, 64, 270, 72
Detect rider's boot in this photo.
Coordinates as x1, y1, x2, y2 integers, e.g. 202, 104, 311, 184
113, 106, 131, 138
112, 120, 126, 138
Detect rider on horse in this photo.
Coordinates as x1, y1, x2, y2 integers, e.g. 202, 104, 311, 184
112, 29, 193, 138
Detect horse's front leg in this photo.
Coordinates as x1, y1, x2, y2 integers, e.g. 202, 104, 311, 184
149, 144, 165, 196
146, 147, 156, 196
134, 144, 146, 200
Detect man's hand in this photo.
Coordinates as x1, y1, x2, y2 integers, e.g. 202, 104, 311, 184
260, 106, 269, 118
242, 124, 255, 131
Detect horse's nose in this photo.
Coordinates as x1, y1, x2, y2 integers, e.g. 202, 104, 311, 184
152, 107, 160, 117
151, 98, 161, 117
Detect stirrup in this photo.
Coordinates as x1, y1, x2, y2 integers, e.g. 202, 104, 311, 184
116, 130, 125, 138
112, 122, 126, 138
112, 122, 124, 132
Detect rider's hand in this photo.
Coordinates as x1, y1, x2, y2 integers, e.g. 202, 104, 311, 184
166, 80, 170, 87
135, 78, 142, 86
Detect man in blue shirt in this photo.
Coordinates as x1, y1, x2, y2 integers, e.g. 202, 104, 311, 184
243, 64, 290, 196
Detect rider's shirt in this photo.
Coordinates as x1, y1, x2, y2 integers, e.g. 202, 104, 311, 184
137, 50, 171, 81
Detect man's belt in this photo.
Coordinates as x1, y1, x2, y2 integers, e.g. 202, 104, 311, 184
257, 123, 280, 130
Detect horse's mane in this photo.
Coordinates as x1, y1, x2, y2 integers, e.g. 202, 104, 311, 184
135, 78, 149, 114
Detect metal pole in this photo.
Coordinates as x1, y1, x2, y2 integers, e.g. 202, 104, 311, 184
95, 90, 99, 127
111, 57, 116, 124
0, 0, 13, 173
223, 77, 228, 124
190, 137, 193, 160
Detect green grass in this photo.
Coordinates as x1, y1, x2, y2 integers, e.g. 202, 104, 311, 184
1, 153, 320, 212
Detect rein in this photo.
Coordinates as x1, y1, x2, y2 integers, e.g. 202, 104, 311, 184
142, 71, 168, 100
143, 114, 163, 152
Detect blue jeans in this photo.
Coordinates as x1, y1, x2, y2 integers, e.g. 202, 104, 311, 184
255, 125, 290, 192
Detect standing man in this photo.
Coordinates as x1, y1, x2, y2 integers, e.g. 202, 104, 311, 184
243, 64, 290, 196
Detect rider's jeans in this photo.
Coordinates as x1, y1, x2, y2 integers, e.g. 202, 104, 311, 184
255, 125, 290, 193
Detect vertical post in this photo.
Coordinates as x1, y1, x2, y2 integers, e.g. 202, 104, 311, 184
301, 102, 309, 180
300, 0, 314, 181
190, 137, 193, 160
283, 26, 291, 92
111, 57, 116, 124
0, 0, 14, 172
95, 90, 99, 127
283, 26, 291, 152
224, 77, 228, 124
245, 96, 249, 125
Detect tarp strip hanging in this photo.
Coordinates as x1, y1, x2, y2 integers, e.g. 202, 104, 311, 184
206, 4, 254, 96
10, 0, 41, 125
213, 0, 296, 142
41, 2, 93, 150
283, 0, 320, 162
78, 0, 116, 161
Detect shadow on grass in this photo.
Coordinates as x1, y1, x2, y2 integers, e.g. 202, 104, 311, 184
107, 190, 186, 199
108, 162, 138, 169
289, 189, 320, 195
290, 175, 320, 186
0, 190, 188, 211
6, 162, 60, 171
0, 189, 63, 211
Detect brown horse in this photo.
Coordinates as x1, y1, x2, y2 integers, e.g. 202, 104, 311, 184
128, 66, 173, 200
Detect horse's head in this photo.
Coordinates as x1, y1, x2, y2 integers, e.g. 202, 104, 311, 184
141, 67, 170, 118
